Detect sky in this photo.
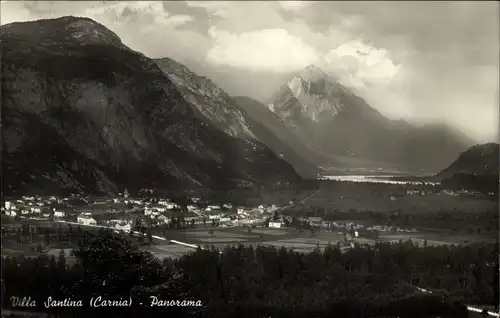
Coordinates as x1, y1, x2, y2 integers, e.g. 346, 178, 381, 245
1, 1, 499, 142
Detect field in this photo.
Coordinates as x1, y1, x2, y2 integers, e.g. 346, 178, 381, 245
2, 220, 494, 262
305, 190, 497, 214
142, 226, 492, 259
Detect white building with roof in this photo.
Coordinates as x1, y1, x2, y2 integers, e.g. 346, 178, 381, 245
77, 215, 97, 225
54, 211, 66, 218
269, 222, 282, 228
114, 222, 131, 232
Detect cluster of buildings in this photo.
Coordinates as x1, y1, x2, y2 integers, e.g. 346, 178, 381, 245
2, 196, 72, 220
439, 189, 485, 197
2, 192, 290, 232
365, 224, 418, 233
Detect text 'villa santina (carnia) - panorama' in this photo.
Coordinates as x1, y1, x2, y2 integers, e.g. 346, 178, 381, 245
9, 296, 203, 309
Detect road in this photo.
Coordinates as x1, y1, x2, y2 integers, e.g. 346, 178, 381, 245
55, 220, 206, 250
275, 188, 321, 213
410, 284, 499, 317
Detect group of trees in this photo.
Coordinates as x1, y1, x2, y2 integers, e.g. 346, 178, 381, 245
441, 174, 499, 195
281, 207, 498, 236
2, 230, 498, 317
2, 223, 90, 248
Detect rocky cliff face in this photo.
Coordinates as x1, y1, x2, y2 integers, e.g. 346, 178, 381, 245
155, 58, 256, 139
267, 65, 474, 172
155, 58, 319, 179
1, 16, 301, 196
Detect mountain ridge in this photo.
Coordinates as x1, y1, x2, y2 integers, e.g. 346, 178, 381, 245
437, 142, 499, 178
1, 16, 301, 196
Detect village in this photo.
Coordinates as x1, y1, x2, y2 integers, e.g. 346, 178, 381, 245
2, 185, 477, 246
1, 179, 497, 258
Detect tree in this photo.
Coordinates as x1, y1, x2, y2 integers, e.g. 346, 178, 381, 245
147, 229, 153, 245
57, 249, 66, 270
57, 224, 63, 241
44, 228, 51, 245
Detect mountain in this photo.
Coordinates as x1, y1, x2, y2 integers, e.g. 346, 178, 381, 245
154, 58, 319, 178
436, 143, 499, 179
1, 16, 301, 196
267, 65, 474, 172
232, 96, 331, 167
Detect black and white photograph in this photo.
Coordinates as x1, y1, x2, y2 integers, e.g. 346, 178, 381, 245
0, 1, 499, 317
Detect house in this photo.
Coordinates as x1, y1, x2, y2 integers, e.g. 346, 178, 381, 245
156, 215, 170, 224
4, 201, 11, 210
144, 207, 161, 217
208, 214, 222, 220
114, 222, 131, 232
77, 215, 97, 225
220, 217, 231, 223
54, 211, 66, 218
30, 207, 42, 214
184, 215, 200, 223
308, 216, 323, 223
191, 197, 201, 203
5, 210, 16, 217
148, 206, 166, 213
158, 200, 177, 209
237, 208, 246, 215
406, 189, 420, 195
269, 222, 282, 228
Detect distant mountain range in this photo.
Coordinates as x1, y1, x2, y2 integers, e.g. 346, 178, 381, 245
263, 65, 475, 172
1, 16, 301, 196
1, 16, 489, 196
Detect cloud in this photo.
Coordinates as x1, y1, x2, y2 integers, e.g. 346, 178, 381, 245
205, 26, 399, 92
277, 1, 311, 12
0, 1, 38, 25
85, 2, 193, 29
323, 40, 400, 87
185, 1, 231, 18
0, 1, 497, 141
206, 27, 319, 72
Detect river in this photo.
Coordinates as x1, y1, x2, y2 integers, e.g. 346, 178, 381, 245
318, 175, 439, 185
